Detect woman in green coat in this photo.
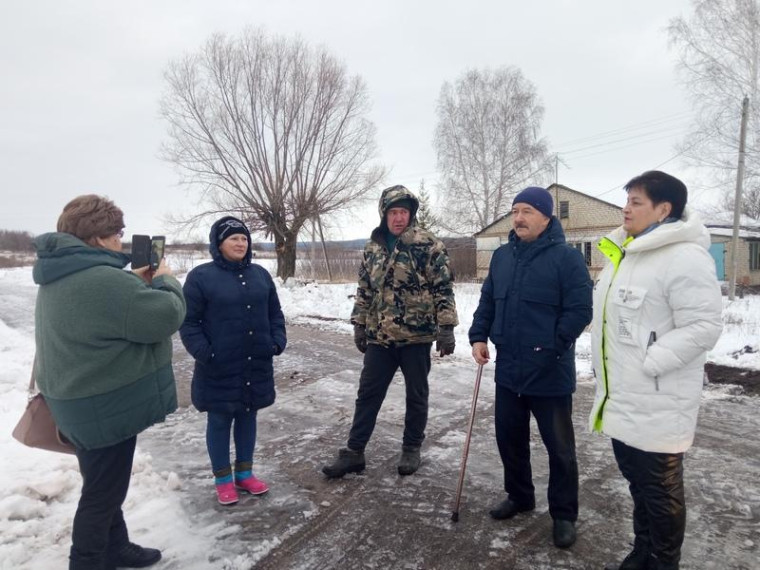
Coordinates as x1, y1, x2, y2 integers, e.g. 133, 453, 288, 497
33, 195, 186, 570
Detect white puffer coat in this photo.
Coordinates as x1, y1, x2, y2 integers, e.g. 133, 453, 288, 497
589, 207, 723, 453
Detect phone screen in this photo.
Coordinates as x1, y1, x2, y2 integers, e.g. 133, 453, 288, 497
150, 236, 166, 271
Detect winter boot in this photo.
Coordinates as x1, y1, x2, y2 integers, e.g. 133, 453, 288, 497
321, 447, 365, 478
107, 542, 162, 569
234, 462, 270, 495
552, 519, 576, 548
489, 498, 535, 520
603, 544, 652, 570
215, 481, 239, 505
397, 445, 421, 476
235, 475, 269, 495
213, 467, 239, 505
649, 554, 679, 570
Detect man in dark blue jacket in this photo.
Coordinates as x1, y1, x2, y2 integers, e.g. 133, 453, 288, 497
469, 186, 592, 549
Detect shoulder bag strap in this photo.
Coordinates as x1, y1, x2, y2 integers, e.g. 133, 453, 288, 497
27, 355, 36, 393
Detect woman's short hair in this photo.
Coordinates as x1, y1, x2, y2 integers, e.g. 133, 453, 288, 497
57, 195, 124, 242
624, 171, 688, 219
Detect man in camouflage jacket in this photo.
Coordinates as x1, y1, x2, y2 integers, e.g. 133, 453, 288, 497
322, 185, 458, 478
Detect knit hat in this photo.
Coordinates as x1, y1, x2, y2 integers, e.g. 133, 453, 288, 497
216, 218, 249, 243
512, 186, 553, 218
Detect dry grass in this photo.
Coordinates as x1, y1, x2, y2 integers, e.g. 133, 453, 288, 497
0, 252, 35, 268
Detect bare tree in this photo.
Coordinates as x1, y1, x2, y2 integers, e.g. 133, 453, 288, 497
415, 179, 439, 232
160, 29, 385, 279
434, 67, 551, 235
669, 0, 760, 217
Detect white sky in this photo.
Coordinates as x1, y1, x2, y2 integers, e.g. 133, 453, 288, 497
0, 0, 704, 242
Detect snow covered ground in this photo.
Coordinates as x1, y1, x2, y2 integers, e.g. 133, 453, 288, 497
0, 256, 758, 569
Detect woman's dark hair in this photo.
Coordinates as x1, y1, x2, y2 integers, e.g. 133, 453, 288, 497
624, 170, 688, 219
57, 194, 124, 243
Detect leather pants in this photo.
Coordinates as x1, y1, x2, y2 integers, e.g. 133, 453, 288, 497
612, 439, 685, 569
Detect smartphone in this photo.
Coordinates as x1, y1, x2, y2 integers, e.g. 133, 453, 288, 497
149, 236, 165, 271
130, 234, 165, 270
131, 234, 151, 269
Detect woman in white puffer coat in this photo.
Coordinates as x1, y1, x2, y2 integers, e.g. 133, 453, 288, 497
589, 171, 723, 570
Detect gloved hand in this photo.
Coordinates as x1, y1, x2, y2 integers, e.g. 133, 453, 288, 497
354, 324, 368, 354
436, 325, 455, 356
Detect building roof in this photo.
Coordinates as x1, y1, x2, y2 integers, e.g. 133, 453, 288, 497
708, 228, 760, 239
703, 210, 760, 228
473, 183, 622, 237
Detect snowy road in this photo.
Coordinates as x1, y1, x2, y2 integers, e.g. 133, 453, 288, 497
144, 324, 759, 570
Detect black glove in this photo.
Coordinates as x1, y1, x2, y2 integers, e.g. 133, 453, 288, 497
436, 325, 455, 356
354, 325, 368, 354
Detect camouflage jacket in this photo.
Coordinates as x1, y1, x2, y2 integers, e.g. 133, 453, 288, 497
351, 225, 458, 346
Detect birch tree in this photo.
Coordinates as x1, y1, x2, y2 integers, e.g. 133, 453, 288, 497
669, 0, 760, 217
434, 67, 550, 235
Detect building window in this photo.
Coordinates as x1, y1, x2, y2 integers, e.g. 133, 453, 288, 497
570, 242, 592, 266
559, 201, 570, 219
750, 241, 760, 271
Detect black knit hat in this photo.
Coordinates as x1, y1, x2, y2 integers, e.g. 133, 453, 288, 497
217, 218, 249, 243
512, 186, 553, 218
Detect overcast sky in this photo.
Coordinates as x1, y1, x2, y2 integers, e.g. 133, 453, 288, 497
0, 0, 702, 242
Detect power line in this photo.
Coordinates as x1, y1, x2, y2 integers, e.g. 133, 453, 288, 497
392, 111, 698, 195
558, 123, 690, 157
553, 111, 692, 149
591, 127, 721, 199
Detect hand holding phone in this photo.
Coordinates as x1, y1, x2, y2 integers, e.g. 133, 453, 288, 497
131, 235, 165, 271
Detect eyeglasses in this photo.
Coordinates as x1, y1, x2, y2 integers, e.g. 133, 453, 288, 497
116, 230, 125, 238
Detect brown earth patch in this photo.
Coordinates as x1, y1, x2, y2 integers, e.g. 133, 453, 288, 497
705, 362, 760, 397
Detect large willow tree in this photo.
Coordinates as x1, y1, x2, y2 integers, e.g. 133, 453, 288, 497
161, 29, 385, 279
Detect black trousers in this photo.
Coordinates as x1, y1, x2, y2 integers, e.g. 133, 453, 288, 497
347, 342, 431, 451
494, 385, 578, 521
69, 436, 137, 570
612, 439, 685, 568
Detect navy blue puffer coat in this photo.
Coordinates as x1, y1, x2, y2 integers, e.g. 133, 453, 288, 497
180, 217, 287, 413
468, 218, 592, 396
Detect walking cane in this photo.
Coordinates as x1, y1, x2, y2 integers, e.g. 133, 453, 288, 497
451, 363, 484, 522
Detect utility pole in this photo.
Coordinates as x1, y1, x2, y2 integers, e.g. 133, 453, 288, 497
554, 154, 560, 218
728, 96, 750, 301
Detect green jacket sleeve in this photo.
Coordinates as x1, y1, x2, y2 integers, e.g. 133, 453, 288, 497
123, 274, 187, 344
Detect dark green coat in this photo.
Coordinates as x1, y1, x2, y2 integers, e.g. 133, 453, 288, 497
33, 232, 186, 450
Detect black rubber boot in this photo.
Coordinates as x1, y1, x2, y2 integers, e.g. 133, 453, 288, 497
397, 446, 421, 475
553, 519, 576, 548
106, 542, 161, 569
649, 554, 679, 570
488, 498, 535, 520
603, 545, 652, 570
321, 448, 365, 478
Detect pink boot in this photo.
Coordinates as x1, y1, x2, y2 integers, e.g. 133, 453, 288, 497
235, 475, 269, 495
215, 481, 239, 505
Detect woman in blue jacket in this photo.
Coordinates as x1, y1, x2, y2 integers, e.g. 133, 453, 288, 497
180, 216, 286, 505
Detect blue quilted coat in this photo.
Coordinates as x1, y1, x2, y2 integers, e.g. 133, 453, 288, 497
180, 217, 287, 413
469, 218, 592, 396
